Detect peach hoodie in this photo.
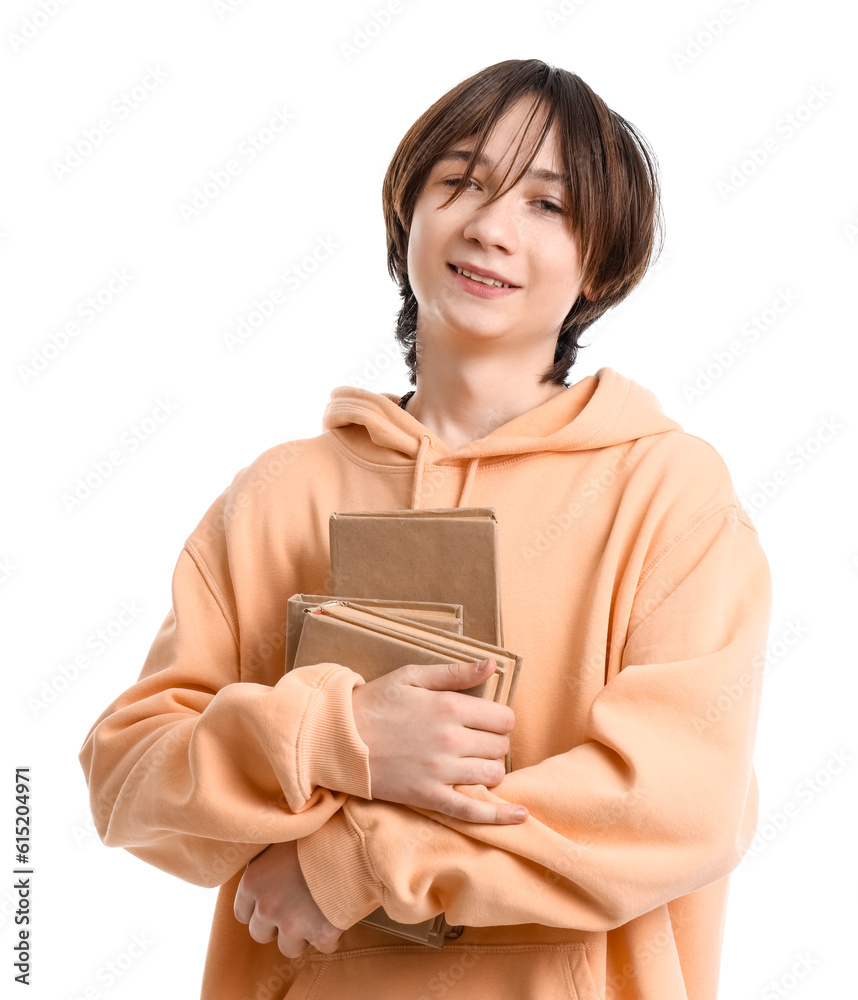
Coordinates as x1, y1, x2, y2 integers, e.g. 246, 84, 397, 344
79, 367, 771, 1000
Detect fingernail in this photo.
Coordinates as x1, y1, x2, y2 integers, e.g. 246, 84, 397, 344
512, 808, 527, 822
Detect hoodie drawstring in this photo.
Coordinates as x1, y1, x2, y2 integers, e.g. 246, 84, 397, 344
410, 435, 431, 510
458, 457, 480, 508
410, 434, 481, 510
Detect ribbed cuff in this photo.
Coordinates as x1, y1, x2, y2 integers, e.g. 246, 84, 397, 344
297, 806, 383, 929
298, 666, 372, 802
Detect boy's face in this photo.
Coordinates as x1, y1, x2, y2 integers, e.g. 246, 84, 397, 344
406, 97, 590, 361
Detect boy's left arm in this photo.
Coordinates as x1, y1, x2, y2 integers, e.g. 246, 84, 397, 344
292, 502, 772, 934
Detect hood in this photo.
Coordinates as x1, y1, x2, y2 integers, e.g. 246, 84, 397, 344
322, 367, 682, 509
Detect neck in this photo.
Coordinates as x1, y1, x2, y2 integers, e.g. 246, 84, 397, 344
403, 357, 568, 450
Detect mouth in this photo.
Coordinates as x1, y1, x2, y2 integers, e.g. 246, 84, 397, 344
448, 262, 519, 289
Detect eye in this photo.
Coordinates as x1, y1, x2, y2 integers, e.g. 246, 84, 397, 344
441, 176, 480, 190
535, 199, 565, 215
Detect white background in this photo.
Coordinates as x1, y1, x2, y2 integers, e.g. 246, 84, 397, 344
2, 0, 856, 997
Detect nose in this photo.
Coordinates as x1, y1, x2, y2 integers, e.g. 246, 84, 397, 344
460, 187, 519, 253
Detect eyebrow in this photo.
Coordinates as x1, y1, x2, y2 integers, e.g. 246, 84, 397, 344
436, 149, 569, 185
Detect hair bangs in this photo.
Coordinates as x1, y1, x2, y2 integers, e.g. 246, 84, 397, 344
435, 92, 556, 214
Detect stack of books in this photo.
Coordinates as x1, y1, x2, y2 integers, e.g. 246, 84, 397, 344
286, 507, 522, 948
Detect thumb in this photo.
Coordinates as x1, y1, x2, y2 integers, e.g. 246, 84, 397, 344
409, 658, 497, 692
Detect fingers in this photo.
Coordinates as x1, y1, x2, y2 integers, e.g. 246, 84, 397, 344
248, 911, 278, 946
233, 872, 255, 925
275, 916, 342, 959
277, 933, 310, 960
411, 662, 517, 734
459, 700, 516, 735
232, 840, 343, 962
245, 906, 342, 958
441, 755, 506, 789
275, 932, 341, 960
311, 923, 344, 955
486, 802, 528, 824
454, 729, 510, 766
409, 657, 498, 692
436, 791, 529, 825
465, 755, 507, 787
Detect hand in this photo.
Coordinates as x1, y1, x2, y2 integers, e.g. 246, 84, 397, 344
351, 657, 528, 825
234, 840, 343, 959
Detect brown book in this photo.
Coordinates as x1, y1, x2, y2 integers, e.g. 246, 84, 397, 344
291, 599, 524, 948
328, 508, 504, 647
357, 908, 459, 949
293, 602, 520, 712
285, 593, 464, 673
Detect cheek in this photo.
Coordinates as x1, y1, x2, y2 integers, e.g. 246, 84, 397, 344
407, 216, 444, 292
406, 214, 430, 281
546, 245, 584, 298
533, 249, 578, 297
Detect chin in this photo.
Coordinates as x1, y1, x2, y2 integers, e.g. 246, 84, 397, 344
445, 322, 510, 342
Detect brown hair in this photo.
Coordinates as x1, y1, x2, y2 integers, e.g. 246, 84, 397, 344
382, 58, 664, 386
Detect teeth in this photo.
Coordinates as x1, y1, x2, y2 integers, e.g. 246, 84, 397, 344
455, 266, 511, 288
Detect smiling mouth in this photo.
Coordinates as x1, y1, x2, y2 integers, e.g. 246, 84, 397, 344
448, 264, 517, 289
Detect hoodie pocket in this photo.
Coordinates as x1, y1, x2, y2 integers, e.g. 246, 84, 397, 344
283, 942, 600, 1000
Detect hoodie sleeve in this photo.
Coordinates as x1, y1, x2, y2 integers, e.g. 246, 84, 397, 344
78, 542, 373, 889
296, 501, 772, 932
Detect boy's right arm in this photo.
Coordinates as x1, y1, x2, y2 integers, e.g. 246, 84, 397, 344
79, 545, 520, 889
79, 544, 375, 888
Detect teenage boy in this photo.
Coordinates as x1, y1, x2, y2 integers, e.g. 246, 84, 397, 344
81, 59, 771, 999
